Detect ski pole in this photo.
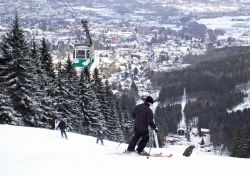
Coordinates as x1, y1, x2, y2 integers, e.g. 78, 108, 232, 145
148, 144, 152, 158
147, 131, 154, 158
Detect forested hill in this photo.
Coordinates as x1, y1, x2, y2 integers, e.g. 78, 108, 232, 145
184, 46, 250, 66
153, 47, 250, 157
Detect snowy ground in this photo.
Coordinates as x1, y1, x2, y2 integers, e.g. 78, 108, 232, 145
0, 125, 249, 176
198, 16, 250, 42
229, 88, 250, 112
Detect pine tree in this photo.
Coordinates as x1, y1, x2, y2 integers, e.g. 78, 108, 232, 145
104, 80, 124, 142
133, 67, 138, 75
53, 62, 77, 131
83, 67, 91, 82
0, 92, 22, 125
231, 130, 250, 158
0, 15, 38, 126
39, 37, 55, 80
200, 138, 205, 145
29, 39, 53, 128
92, 68, 110, 123
116, 93, 134, 143
30, 38, 40, 74
129, 80, 138, 98
122, 110, 134, 143
115, 100, 129, 142
0, 36, 22, 124
63, 56, 77, 84
38, 37, 56, 128
61, 57, 83, 133
78, 69, 104, 136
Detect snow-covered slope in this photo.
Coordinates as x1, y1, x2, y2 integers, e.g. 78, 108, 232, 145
0, 125, 248, 176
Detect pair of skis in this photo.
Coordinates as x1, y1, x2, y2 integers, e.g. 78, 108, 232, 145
122, 150, 172, 158
148, 152, 173, 158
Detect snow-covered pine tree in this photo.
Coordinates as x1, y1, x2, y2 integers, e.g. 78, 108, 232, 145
30, 38, 43, 86
83, 67, 91, 82
63, 56, 78, 84
122, 110, 134, 143
29, 39, 53, 128
78, 69, 104, 136
115, 99, 128, 142
104, 80, 124, 142
0, 35, 22, 125
61, 57, 83, 133
0, 14, 38, 126
39, 37, 55, 80
38, 37, 56, 128
0, 92, 22, 125
116, 93, 134, 142
116, 101, 125, 139
231, 130, 250, 158
53, 61, 78, 132
115, 100, 134, 143
92, 68, 110, 123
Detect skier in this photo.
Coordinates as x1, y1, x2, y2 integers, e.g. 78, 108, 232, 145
127, 96, 159, 155
96, 129, 104, 145
57, 119, 68, 139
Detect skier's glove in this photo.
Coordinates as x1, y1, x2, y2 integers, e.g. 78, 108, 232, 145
154, 128, 160, 133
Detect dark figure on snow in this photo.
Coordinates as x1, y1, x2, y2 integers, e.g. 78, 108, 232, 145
127, 96, 159, 154
185, 131, 190, 142
96, 129, 104, 145
183, 145, 195, 157
57, 119, 68, 139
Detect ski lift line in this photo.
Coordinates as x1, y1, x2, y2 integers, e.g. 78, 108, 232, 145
63, 0, 82, 23
63, 0, 79, 17
64, 5, 81, 23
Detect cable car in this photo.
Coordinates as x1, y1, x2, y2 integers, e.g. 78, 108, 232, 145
73, 20, 94, 68
73, 44, 94, 67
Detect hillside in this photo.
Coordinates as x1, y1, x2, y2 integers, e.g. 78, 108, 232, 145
0, 125, 249, 176
151, 47, 250, 152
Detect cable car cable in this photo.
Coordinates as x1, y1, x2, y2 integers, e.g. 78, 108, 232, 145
61, 0, 94, 68
63, 0, 82, 23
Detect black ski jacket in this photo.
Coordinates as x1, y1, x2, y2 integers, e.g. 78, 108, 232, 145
97, 130, 104, 139
57, 121, 66, 129
132, 102, 156, 133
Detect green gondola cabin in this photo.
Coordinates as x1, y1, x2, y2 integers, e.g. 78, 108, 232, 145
73, 44, 94, 67
73, 20, 94, 68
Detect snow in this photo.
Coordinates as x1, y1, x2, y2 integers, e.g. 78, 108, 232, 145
0, 125, 249, 176
198, 16, 250, 39
175, 3, 239, 13
73, 6, 116, 17
229, 88, 250, 112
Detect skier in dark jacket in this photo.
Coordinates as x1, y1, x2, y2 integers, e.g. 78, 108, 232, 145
96, 129, 104, 145
127, 96, 159, 154
57, 119, 68, 139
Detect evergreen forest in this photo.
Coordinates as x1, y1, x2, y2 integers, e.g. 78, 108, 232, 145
0, 15, 135, 143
